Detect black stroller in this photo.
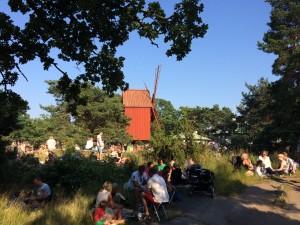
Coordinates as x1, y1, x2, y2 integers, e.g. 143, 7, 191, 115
187, 164, 215, 198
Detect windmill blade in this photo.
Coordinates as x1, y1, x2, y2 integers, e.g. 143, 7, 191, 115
152, 65, 161, 102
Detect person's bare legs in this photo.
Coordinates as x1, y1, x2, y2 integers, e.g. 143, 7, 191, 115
141, 192, 149, 216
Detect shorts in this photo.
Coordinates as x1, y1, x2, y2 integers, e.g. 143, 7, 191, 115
143, 192, 159, 206
97, 146, 103, 154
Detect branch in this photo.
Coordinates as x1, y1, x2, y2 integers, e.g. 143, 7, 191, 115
53, 63, 68, 76
15, 63, 28, 81
0, 71, 7, 91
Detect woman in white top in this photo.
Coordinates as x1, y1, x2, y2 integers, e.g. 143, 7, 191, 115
95, 181, 123, 220
258, 150, 273, 174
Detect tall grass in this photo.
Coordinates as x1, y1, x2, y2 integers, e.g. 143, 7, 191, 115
0, 192, 94, 225
0, 149, 281, 225
194, 150, 258, 196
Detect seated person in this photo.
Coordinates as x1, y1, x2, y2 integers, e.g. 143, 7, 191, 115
158, 159, 166, 171
141, 166, 169, 218
18, 176, 51, 208
125, 165, 147, 211
184, 158, 195, 170
272, 154, 288, 175
85, 138, 94, 150
255, 160, 267, 177
171, 163, 186, 185
111, 183, 126, 205
145, 162, 153, 177
96, 181, 123, 221
94, 200, 112, 225
32, 176, 52, 202
258, 150, 273, 174
158, 166, 172, 192
238, 153, 254, 176
282, 152, 296, 174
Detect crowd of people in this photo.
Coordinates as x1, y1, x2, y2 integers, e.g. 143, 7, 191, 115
235, 150, 298, 177
93, 158, 190, 223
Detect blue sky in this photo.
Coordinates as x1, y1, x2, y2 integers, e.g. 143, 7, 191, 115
2, 0, 277, 118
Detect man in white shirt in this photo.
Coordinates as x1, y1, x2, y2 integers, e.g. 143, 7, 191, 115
141, 166, 169, 218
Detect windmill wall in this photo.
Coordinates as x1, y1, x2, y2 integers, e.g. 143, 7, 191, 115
124, 107, 151, 141
122, 89, 153, 141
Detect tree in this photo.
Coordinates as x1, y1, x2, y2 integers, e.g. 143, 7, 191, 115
179, 105, 235, 142
0, 91, 29, 137
1, 0, 208, 99
154, 98, 179, 135
236, 78, 274, 150
45, 81, 131, 145
0, 90, 28, 160
258, 0, 300, 147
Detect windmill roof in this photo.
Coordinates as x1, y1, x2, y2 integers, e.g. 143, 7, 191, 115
122, 89, 153, 107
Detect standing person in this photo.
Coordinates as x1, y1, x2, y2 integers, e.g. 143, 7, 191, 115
141, 166, 169, 219
97, 132, 104, 160
46, 136, 56, 151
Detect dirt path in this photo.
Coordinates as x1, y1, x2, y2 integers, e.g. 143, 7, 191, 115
143, 177, 300, 225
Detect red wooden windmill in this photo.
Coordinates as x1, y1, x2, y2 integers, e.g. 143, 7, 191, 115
122, 65, 161, 141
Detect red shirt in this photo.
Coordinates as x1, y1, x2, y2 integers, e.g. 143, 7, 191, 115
94, 208, 105, 222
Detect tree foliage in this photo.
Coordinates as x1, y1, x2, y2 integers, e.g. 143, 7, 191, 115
1, 0, 208, 99
179, 105, 235, 139
237, 78, 274, 150
256, 0, 300, 148
155, 98, 179, 135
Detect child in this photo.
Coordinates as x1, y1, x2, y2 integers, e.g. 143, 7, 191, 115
94, 200, 111, 225
255, 160, 266, 177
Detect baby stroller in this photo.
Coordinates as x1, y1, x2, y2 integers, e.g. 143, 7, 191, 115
187, 164, 215, 198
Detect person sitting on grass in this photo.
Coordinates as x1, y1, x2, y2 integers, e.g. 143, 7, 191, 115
282, 152, 296, 175
272, 154, 288, 175
111, 183, 126, 205
32, 176, 52, 201
141, 166, 169, 219
240, 153, 254, 176
255, 160, 267, 177
95, 181, 123, 221
94, 200, 112, 225
258, 150, 273, 174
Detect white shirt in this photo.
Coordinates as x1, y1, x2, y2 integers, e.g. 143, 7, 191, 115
147, 174, 169, 203
97, 134, 104, 147
95, 189, 110, 207
127, 171, 148, 189
85, 140, 93, 149
46, 138, 56, 151
258, 156, 272, 169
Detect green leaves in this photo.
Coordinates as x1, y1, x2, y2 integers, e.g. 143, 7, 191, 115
1, 0, 208, 98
